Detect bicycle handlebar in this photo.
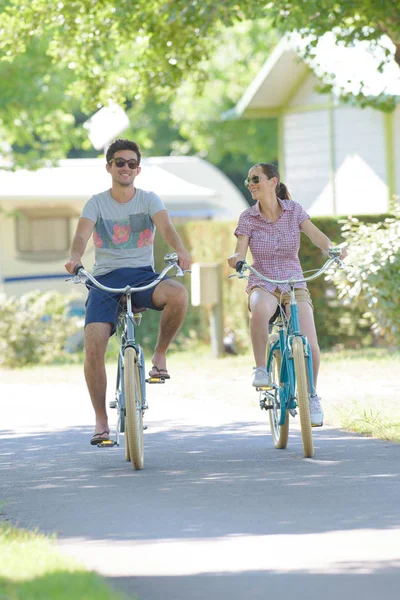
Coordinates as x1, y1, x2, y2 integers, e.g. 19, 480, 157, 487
70, 253, 188, 293
231, 248, 343, 286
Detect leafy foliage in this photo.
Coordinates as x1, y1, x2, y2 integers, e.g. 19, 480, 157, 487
170, 20, 279, 189
0, 290, 80, 367
328, 210, 400, 344
1, 1, 399, 164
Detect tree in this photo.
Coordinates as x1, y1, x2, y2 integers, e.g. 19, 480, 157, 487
1, 1, 399, 164
113, 20, 278, 199
170, 19, 279, 196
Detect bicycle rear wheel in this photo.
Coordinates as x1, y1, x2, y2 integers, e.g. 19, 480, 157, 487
292, 337, 314, 458
267, 336, 289, 449
124, 346, 144, 470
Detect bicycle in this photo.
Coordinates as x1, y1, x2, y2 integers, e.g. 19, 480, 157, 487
70, 253, 187, 470
230, 248, 343, 458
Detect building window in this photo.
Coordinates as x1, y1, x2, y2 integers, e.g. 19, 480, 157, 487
15, 209, 74, 261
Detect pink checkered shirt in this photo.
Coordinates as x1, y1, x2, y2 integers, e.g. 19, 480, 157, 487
234, 198, 310, 293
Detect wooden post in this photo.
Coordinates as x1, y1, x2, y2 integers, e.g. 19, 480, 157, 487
209, 264, 224, 358
191, 262, 224, 358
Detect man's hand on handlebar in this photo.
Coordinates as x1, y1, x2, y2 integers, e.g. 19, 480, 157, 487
64, 253, 82, 275
176, 248, 191, 272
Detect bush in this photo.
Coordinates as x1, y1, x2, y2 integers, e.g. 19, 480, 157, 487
0, 291, 80, 367
328, 211, 400, 345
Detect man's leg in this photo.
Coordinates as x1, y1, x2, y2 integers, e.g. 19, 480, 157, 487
150, 279, 188, 371
84, 322, 113, 435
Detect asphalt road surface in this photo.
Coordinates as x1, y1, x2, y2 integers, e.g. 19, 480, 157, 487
1, 372, 400, 600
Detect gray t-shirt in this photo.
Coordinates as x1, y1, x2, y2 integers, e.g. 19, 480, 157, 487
81, 188, 166, 276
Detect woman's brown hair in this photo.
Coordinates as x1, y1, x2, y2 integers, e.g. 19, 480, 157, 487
253, 163, 291, 200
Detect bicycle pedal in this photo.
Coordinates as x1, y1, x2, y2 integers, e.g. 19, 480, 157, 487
289, 409, 297, 417
109, 400, 117, 408
146, 377, 166, 384
97, 440, 118, 448
260, 401, 273, 411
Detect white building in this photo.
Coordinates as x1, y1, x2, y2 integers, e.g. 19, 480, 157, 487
0, 157, 247, 297
226, 34, 400, 216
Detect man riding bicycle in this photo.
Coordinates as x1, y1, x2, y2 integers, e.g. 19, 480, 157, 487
65, 139, 191, 445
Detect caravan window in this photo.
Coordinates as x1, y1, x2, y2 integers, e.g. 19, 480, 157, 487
15, 208, 74, 261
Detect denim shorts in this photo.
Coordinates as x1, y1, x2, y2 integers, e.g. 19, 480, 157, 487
85, 266, 166, 334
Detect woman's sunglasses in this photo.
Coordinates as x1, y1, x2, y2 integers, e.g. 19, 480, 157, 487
110, 158, 139, 169
244, 175, 260, 187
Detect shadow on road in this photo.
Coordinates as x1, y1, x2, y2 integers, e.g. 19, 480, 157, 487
108, 563, 400, 600
1, 420, 399, 540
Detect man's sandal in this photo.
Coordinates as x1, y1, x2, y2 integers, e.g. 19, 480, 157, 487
148, 366, 170, 379
90, 431, 110, 446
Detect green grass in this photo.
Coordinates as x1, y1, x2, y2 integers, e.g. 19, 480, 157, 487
0, 522, 126, 600
336, 406, 400, 443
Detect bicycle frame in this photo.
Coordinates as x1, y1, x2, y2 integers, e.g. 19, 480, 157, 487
232, 250, 342, 428
114, 299, 147, 447
265, 287, 316, 425
69, 253, 186, 451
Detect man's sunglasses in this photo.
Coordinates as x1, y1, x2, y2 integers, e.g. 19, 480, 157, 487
110, 158, 139, 169
244, 175, 261, 187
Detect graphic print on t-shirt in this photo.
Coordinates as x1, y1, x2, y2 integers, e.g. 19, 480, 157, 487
93, 213, 154, 250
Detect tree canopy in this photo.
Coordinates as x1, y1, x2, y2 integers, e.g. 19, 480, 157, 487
1, 1, 399, 165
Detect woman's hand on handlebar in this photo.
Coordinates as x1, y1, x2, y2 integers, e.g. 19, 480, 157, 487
328, 245, 348, 261
227, 253, 245, 269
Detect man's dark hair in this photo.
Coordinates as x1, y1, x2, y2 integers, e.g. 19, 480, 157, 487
106, 139, 141, 164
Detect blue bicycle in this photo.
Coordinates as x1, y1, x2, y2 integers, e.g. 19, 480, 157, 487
71, 253, 186, 470
232, 248, 342, 458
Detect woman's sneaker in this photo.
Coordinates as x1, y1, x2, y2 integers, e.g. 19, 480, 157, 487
252, 367, 271, 388
309, 394, 324, 426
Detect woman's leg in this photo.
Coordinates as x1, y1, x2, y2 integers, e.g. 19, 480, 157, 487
249, 288, 278, 368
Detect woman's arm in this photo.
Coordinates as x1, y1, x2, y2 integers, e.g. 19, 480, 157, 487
301, 219, 347, 259
227, 235, 250, 268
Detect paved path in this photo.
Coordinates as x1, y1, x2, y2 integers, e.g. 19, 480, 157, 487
1, 372, 400, 599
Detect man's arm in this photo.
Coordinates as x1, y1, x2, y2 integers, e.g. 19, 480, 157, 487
152, 210, 191, 271
64, 217, 95, 274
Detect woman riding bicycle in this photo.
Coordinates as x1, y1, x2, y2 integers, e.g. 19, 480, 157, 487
228, 163, 347, 426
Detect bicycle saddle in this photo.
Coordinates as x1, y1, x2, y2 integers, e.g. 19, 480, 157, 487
119, 296, 149, 313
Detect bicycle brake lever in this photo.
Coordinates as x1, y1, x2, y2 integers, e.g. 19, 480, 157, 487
174, 265, 185, 277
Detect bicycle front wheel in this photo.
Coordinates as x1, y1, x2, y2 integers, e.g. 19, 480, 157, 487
267, 336, 289, 449
124, 420, 131, 462
124, 346, 144, 470
292, 337, 314, 458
